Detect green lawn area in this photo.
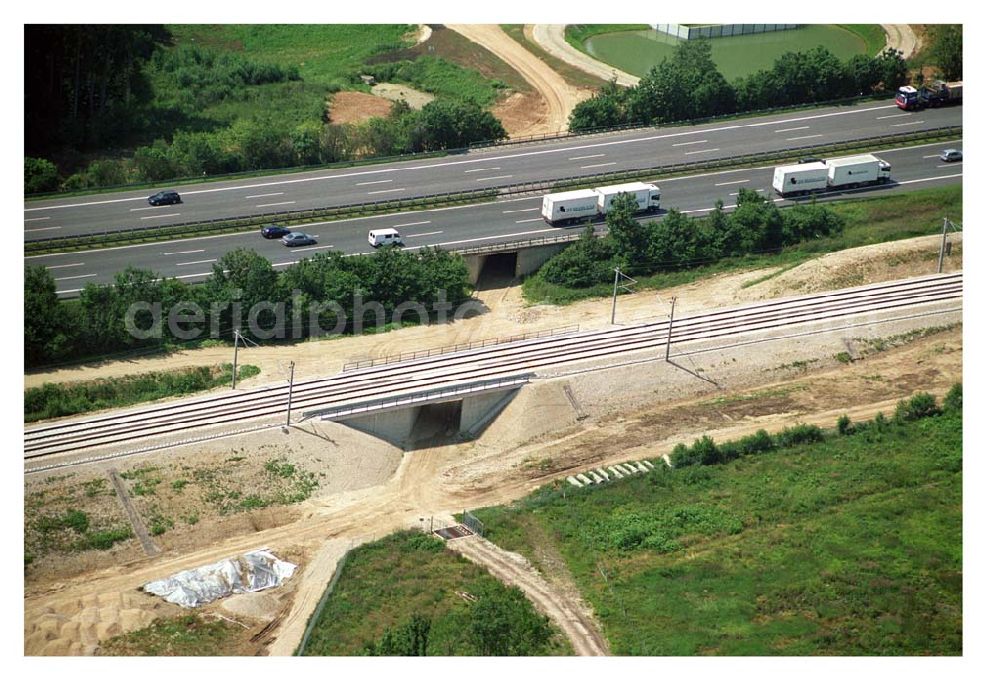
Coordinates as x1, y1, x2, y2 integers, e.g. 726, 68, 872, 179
300, 530, 572, 656
522, 184, 962, 305
580, 25, 881, 80
474, 406, 963, 655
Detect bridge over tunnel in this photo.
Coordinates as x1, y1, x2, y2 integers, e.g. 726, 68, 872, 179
301, 377, 528, 450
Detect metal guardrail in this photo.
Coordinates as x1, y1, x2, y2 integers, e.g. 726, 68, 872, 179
301, 374, 534, 421
26, 125, 962, 253
342, 325, 579, 372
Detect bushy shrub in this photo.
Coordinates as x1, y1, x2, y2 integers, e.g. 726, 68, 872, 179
894, 392, 941, 423
837, 414, 854, 435
776, 424, 825, 447
943, 383, 962, 413
24, 157, 60, 193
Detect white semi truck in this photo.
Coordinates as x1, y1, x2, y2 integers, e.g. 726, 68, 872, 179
771, 154, 891, 197
542, 182, 660, 225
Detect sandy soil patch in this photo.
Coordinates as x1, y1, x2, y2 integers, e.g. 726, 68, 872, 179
325, 91, 393, 125
371, 82, 435, 110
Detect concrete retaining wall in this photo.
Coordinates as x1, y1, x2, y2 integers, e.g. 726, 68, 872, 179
650, 24, 799, 40
515, 242, 573, 278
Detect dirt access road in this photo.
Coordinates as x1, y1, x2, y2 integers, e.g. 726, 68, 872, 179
446, 24, 590, 135
882, 24, 922, 58
531, 24, 640, 87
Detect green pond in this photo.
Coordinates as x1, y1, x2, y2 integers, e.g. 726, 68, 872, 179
583, 25, 876, 81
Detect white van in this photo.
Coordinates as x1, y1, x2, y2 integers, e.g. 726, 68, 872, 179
368, 228, 403, 248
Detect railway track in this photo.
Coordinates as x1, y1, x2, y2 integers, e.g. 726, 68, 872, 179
24, 273, 962, 462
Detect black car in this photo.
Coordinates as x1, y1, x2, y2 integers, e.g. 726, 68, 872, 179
148, 190, 182, 206
261, 225, 291, 239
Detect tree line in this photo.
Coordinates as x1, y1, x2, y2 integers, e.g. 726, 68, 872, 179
538, 190, 846, 289
25, 246, 471, 368
569, 40, 909, 131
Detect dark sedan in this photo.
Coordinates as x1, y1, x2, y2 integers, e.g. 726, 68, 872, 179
281, 232, 317, 247
261, 225, 291, 239
148, 190, 182, 206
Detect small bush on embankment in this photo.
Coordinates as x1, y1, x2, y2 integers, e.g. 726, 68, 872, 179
24, 363, 260, 423
474, 388, 963, 655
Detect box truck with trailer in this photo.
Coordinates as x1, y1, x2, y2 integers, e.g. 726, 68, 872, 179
896, 80, 962, 110
541, 182, 661, 225
771, 154, 891, 196
771, 162, 829, 196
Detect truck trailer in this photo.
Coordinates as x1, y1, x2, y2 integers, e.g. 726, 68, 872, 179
771, 162, 829, 196
771, 154, 891, 196
541, 182, 661, 224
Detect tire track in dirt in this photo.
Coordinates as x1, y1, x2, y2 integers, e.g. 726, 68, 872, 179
445, 24, 590, 135
447, 535, 608, 655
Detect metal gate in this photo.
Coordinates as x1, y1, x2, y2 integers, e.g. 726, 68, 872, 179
461, 510, 484, 537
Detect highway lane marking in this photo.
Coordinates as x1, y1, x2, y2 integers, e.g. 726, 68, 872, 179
745, 104, 897, 127
140, 212, 181, 220
163, 249, 206, 256
936, 164, 960, 168
684, 148, 720, 155
24, 103, 916, 213
176, 259, 217, 266
54, 273, 96, 281
408, 231, 443, 238
45, 263, 84, 270
257, 201, 296, 208
774, 126, 809, 133
245, 192, 284, 198
464, 167, 502, 173
924, 154, 942, 158
580, 162, 616, 169
892, 121, 925, 127
786, 134, 823, 141
729, 189, 765, 195
515, 218, 544, 223
672, 140, 707, 146
24, 216, 50, 222
129, 206, 162, 212
355, 180, 393, 186
32, 140, 963, 263
401, 227, 556, 251
475, 175, 514, 181
27, 105, 912, 213
569, 154, 605, 160
503, 208, 537, 213
715, 179, 749, 186
390, 220, 432, 228
368, 188, 406, 194
877, 113, 911, 119
26, 226, 62, 232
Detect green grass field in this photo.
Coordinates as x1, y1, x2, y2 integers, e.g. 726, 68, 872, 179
580, 25, 881, 80
300, 530, 571, 655
522, 184, 962, 305
475, 405, 963, 655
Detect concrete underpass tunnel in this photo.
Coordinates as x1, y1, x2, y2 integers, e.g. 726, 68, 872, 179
408, 400, 463, 449
476, 252, 518, 291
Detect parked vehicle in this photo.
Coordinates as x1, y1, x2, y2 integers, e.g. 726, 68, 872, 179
772, 154, 891, 197
147, 190, 182, 206
939, 148, 963, 162
261, 225, 290, 239
281, 232, 317, 247
541, 182, 660, 225
368, 228, 403, 247
896, 80, 963, 110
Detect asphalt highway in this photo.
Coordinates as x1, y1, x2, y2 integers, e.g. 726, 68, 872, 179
23, 101, 962, 241
29, 140, 962, 296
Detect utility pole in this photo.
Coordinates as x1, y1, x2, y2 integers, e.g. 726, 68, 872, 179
611, 267, 620, 325
231, 329, 240, 389
665, 296, 677, 362
610, 267, 637, 325
285, 361, 295, 428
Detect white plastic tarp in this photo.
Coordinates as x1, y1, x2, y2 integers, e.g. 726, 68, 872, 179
143, 549, 297, 608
